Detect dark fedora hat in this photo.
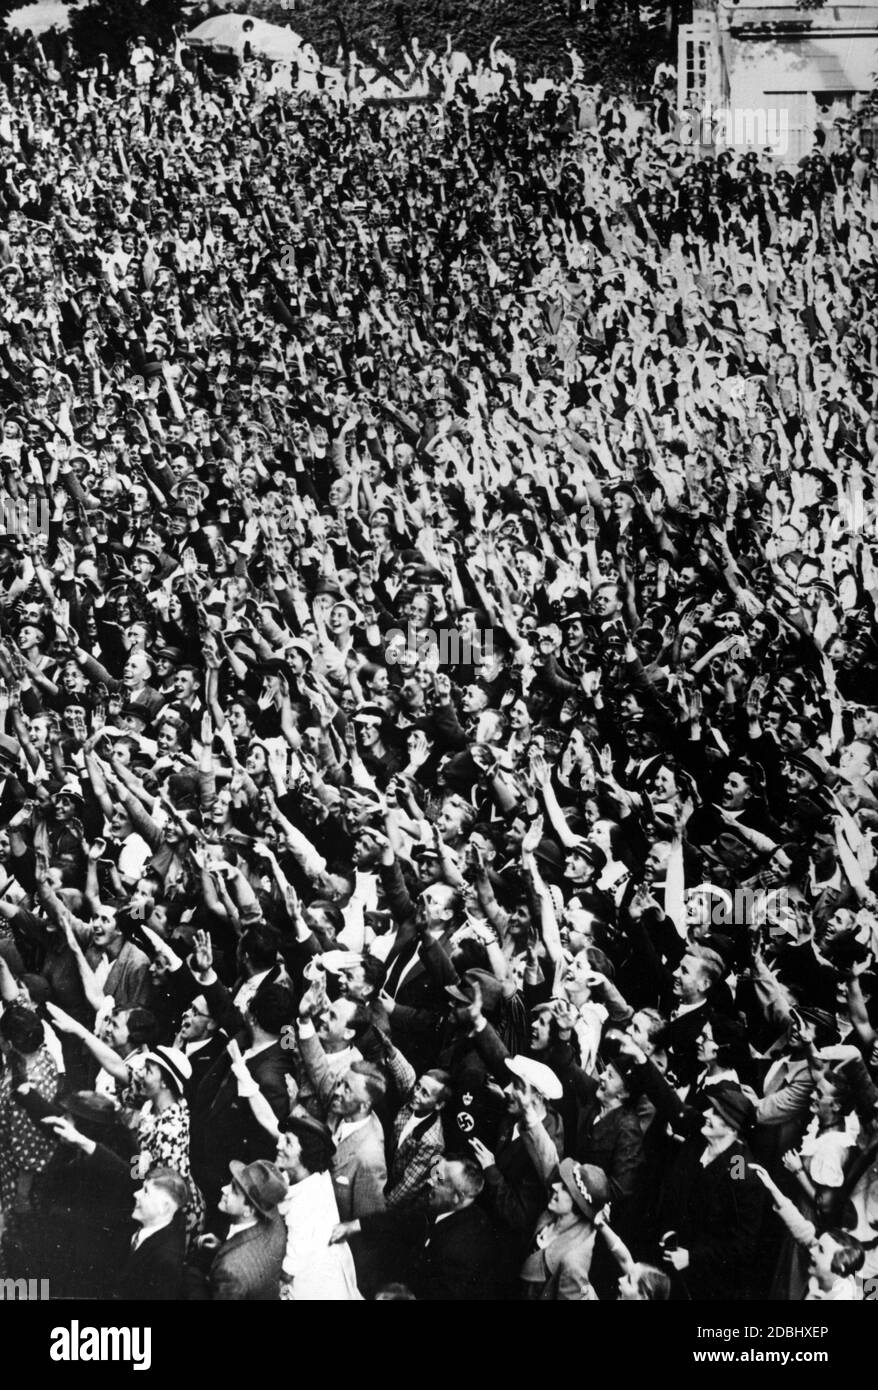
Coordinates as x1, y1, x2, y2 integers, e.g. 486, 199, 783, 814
229, 1159, 287, 1218
62, 1090, 122, 1128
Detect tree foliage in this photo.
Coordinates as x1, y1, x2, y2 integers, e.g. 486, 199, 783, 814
71, 0, 187, 65
241, 0, 673, 86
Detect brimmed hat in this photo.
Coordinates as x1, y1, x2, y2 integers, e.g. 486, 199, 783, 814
565, 839, 607, 873
0, 733, 21, 768
785, 749, 830, 785
55, 780, 85, 809
118, 702, 150, 725
284, 638, 313, 663
154, 644, 185, 664
314, 577, 343, 599
131, 546, 162, 572
170, 472, 209, 500
707, 1083, 755, 1135
229, 1159, 287, 1218
445, 968, 504, 1017
558, 1158, 608, 1221
534, 838, 564, 874
411, 843, 441, 863
62, 1090, 121, 1128
142, 1045, 192, 1096
352, 704, 385, 726
331, 598, 363, 623
505, 1054, 563, 1100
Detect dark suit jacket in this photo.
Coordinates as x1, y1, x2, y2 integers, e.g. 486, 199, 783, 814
117, 1218, 186, 1300
17, 1137, 136, 1300
573, 1077, 645, 1207
385, 932, 458, 1076
481, 1108, 565, 1250
666, 1001, 711, 1090
189, 1041, 292, 1205
658, 1136, 765, 1301
361, 1203, 511, 1300
186, 1213, 286, 1300
182, 1034, 229, 1105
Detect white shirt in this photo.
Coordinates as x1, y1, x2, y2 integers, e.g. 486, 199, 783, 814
806, 1274, 858, 1300
671, 999, 704, 1022
227, 1219, 258, 1240
279, 1171, 361, 1300
118, 831, 152, 883
569, 1000, 608, 1075
386, 946, 422, 1000
131, 1218, 174, 1252
397, 1111, 423, 1149
335, 1115, 371, 1144
234, 969, 272, 1013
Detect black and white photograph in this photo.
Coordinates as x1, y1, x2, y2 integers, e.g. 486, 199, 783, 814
0, 0, 876, 1342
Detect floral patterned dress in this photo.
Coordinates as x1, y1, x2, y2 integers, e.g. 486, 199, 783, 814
137, 1099, 204, 1244
0, 1047, 59, 1211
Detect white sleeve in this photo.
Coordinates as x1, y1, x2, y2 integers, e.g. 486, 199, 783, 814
808, 1133, 851, 1189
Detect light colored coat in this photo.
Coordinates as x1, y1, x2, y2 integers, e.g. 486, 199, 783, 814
522, 1215, 597, 1301
279, 1171, 362, 1300
332, 1113, 388, 1222
298, 1027, 387, 1221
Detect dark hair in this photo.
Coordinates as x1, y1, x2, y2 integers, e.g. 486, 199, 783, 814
122, 1008, 159, 1047
0, 1004, 44, 1054
240, 926, 280, 971
281, 1116, 335, 1174
825, 1229, 865, 1278
21, 973, 51, 1009
358, 954, 386, 995
230, 694, 260, 725
249, 984, 296, 1036
821, 1073, 854, 1116
709, 1015, 750, 1073
307, 901, 344, 943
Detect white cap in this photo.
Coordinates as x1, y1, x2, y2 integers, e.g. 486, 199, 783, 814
506, 1055, 563, 1101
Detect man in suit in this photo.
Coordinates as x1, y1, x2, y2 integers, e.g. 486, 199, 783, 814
298, 1007, 388, 1295
174, 995, 227, 1104
118, 1168, 187, 1300
468, 1054, 565, 1259
665, 947, 725, 1089
186, 1160, 287, 1300
377, 853, 459, 1074
297, 1009, 388, 1221
188, 961, 296, 1223
382, 1039, 449, 1209
332, 1156, 512, 1300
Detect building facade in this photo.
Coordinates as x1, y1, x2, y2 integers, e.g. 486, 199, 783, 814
678, 0, 878, 162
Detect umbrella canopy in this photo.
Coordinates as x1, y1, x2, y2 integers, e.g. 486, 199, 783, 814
5, 1, 72, 34
185, 14, 304, 62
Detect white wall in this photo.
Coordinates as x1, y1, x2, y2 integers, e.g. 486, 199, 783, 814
725, 34, 878, 160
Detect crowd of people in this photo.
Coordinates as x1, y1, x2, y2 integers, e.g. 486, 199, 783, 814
0, 20, 877, 1302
